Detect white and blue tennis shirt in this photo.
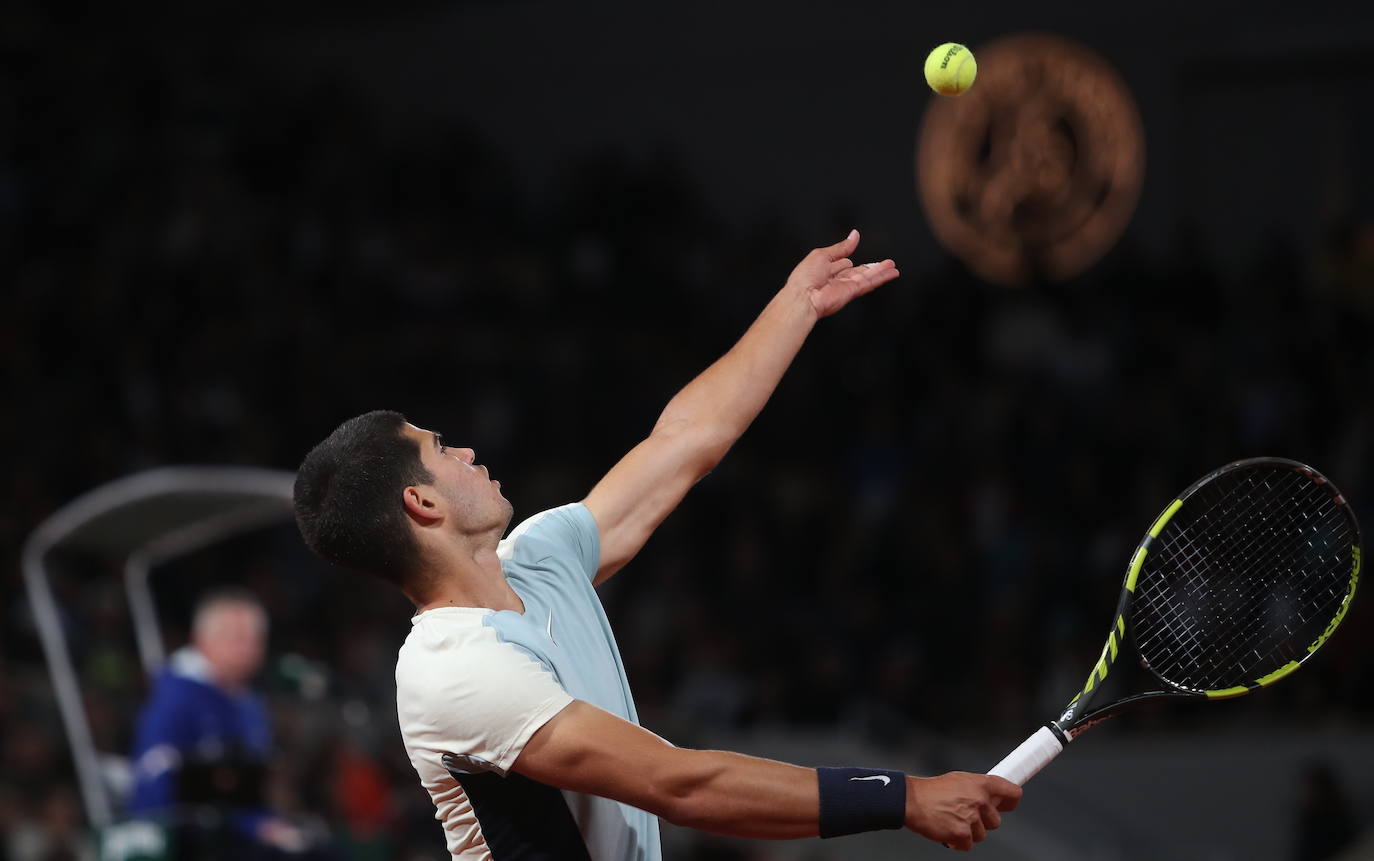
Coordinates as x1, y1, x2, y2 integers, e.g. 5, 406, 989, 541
396, 503, 662, 860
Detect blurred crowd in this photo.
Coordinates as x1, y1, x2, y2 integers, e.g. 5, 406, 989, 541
4, 6, 1374, 860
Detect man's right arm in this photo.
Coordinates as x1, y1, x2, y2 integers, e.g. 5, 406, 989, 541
513, 700, 1021, 850
128, 690, 191, 815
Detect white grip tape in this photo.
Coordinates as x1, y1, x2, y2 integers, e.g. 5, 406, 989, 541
987, 725, 1065, 786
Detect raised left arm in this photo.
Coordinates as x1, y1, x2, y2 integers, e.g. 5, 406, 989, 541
583, 229, 899, 584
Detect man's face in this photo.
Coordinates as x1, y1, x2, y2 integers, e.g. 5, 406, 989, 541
195, 602, 267, 690
403, 422, 513, 536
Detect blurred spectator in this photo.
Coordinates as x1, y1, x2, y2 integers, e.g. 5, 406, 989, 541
125, 589, 313, 858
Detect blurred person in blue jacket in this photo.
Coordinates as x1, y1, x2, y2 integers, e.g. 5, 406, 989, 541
127, 589, 307, 857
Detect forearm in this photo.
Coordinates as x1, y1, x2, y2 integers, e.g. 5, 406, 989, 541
652, 284, 817, 461
518, 702, 943, 842
582, 234, 895, 578
658, 748, 820, 839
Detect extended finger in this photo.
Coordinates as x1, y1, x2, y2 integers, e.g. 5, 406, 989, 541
839, 263, 901, 293
853, 259, 898, 281
819, 228, 860, 260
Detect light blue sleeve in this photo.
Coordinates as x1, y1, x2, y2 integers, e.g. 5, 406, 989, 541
505, 503, 602, 582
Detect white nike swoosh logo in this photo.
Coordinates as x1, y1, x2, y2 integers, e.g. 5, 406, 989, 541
850, 775, 891, 786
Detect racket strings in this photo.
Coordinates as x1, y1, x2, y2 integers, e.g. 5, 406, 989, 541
1171, 506, 1352, 678
1130, 466, 1355, 692
1143, 480, 1351, 682
1137, 515, 1330, 686
1139, 478, 1351, 687
1167, 475, 1346, 637
1138, 473, 1307, 655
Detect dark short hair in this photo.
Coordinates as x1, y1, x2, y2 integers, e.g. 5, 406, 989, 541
293, 410, 434, 585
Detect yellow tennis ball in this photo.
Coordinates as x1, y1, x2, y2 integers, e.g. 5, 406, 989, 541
924, 42, 977, 96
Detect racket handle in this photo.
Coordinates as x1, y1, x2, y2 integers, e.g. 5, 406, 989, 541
987, 725, 1065, 786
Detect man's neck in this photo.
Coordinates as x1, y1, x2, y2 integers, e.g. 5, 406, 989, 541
178, 646, 252, 695
411, 543, 525, 614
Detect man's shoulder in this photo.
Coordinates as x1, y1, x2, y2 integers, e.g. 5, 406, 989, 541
395, 609, 506, 694
146, 660, 224, 706
398, 607, 492, 656
497, 503, 600, 581
499, 503, 594, 553
394, 609, 572, 763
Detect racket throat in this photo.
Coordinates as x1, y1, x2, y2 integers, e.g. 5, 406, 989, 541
1045, 721, 1072, 746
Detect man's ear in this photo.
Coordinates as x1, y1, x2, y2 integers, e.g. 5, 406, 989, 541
403, 485, 443, 526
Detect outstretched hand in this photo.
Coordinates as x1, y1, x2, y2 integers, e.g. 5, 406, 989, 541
785, 229, 900, 319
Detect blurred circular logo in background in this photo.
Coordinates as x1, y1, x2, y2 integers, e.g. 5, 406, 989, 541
916, 32, 1146, 287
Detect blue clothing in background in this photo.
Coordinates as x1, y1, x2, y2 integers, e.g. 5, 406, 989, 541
127, 647, 273, 837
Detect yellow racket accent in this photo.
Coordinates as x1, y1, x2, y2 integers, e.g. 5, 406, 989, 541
1254, 660, 1301, 688
1125, 499, 1184, 593
1148, 499, 1183, 538
1205, 686, 1249, 700
1303, 546, 1360, 655
1124, 547, 1148, 593
1205, 659, 1303, 699
1083, 652, 1110, 693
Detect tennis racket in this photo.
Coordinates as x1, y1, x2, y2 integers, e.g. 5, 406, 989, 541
989, 457, 1362, 786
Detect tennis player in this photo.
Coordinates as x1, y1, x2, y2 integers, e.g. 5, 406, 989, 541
293, 230, 1021, 858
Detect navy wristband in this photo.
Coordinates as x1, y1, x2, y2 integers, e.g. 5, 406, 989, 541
816, 767, 907, 838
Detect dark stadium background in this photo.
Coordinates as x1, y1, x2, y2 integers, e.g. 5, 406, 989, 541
3, 1, 1373, 858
